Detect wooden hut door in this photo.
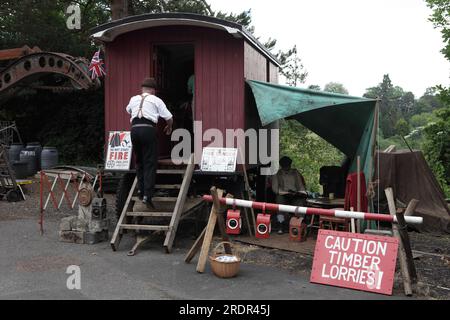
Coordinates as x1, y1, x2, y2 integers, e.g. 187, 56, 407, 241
151, 46, 171, 159
152, 46, 169, 99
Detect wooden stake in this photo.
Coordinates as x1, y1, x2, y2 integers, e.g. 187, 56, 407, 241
195, 187, 231, 273
385, 187, 413, 296
184, 227, 206, 263
350, 207, 356, 233
356, 156, 361, 233
396, 200, 419, 282
404, 199, 419, 216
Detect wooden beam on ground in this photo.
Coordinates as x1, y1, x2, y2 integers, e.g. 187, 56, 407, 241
187, 190, 233, 267
385, 187, 413, 296
184, 227, 206, 263
196, 188, 224, 273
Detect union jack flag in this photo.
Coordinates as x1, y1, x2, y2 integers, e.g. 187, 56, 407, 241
89, 49, 106, 80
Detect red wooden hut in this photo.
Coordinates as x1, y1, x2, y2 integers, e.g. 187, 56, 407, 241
91, 13, 280, 162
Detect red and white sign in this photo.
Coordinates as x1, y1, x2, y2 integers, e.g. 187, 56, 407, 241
105, 131, 132, 171
310, 230, 399, 295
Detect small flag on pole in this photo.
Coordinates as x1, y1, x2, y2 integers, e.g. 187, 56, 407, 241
89, 49, 106, 80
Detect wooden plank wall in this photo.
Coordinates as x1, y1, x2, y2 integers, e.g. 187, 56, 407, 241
104, 26, 245, 153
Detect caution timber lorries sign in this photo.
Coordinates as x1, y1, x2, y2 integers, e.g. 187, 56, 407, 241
105, 131, 132, 171
310, 230, 399, 295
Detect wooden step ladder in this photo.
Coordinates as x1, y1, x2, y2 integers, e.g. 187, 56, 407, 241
110, 155, 195, 255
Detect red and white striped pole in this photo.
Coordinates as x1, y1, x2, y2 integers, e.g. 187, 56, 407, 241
202, 195, 423, 225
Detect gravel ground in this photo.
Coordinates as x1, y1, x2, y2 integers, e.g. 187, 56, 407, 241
1, 178, 449, 300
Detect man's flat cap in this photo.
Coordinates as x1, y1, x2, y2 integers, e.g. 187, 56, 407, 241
142, 77, 157, 88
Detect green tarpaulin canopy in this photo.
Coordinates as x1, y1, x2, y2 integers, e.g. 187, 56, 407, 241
247, 80, 379, 181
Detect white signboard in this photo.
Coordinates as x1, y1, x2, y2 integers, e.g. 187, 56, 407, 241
105, 131, 132, 171
201, 147, 238, 173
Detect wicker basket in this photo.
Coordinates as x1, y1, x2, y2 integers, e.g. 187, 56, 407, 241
209, 241, 241, 279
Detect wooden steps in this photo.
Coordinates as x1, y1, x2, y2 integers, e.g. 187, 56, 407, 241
126, 212, 173, 217
157, 169, 185, 175
120, 224, 170, 231
131, 196, 178, 203
155, 184, 181, 190
110, 154, 195, 255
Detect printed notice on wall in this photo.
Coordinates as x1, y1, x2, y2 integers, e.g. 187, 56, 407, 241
200, 148, 238, 173
310, 229, 399, 295
105, 131, 132, 171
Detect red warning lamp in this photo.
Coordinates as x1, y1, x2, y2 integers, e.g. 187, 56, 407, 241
226, 209, 242, 235
289, 217, 307, 242
256, 204, 271, 239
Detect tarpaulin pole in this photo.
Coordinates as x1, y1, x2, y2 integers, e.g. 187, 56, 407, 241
39, 171, 44, 235
202, 195, 423, 225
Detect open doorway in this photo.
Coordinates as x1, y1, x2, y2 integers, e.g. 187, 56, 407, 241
153, 43, 195, 140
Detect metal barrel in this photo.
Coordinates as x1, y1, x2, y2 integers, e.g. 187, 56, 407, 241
19, 148, 38, 176
41, 147, 59, 170
8, 143, 24, 162
26, 142, 42, 171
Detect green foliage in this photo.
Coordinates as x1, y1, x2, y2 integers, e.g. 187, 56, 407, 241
423, 106, 450, 196
280, 120, 345, 193
426, 0, 450, 60
364, 74, 408, 138
414, 88, 442, 114
0, 0, 110, 56
323, 82, 349, 95
409, 112, 438, 128
0, 89, 105, 166
395, 118, 411, 137
277, 45, 308, 87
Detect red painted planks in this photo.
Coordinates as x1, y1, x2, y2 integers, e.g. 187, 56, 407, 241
104, 26, 247, 153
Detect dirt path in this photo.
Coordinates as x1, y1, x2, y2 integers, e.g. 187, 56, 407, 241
0, 179, 448, 299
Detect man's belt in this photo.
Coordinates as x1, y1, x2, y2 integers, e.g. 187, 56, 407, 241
132, 123, 155, 128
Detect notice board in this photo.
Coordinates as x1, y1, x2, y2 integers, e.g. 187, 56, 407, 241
310, 229, 399, 295
200, 148, 238, 173
105, 131, 132, 171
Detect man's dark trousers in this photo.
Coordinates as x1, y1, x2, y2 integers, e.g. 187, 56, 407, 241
131, 125, 157, 199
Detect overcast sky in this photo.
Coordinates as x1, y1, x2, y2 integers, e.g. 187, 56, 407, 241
208, 0, 449, 97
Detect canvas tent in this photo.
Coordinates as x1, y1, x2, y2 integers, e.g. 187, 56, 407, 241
376, 150, 450, 234
247, 80, 378, 184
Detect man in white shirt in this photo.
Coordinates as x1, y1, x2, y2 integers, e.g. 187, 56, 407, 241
126, 77, 173, 208
271, 156, 308, 234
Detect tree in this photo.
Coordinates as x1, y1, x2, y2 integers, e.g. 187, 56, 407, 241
395, 118, 411, 137
414, 89, 442, 114
0, 0, 110, 57
280, 119, 344, 193
364, 74, 404, 138
426, 0, 450, 60
399, 91, 415, 118
323, 82, 349, 95
423, 107, 450, 195
424, 0, 450, 195
426, 0, 450, 104
277, 45, 308, 87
